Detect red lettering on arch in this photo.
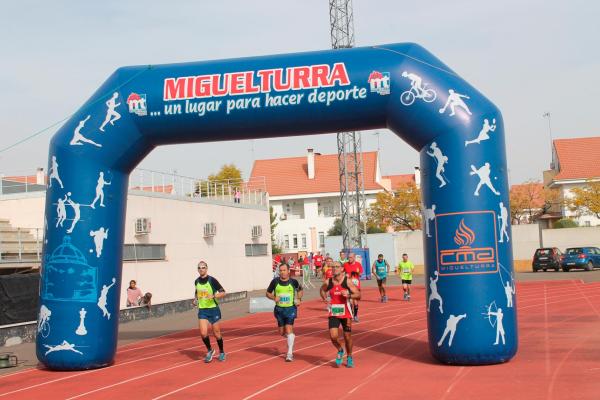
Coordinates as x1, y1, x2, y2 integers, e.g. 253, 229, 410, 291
292, 66, 311, 90
311, 65, 330, 87
330, 63, 350, 86
164, 78, 186, 100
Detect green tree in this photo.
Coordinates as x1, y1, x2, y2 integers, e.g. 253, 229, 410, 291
327, 217, 387, 236
553, 218, 579, 229
368, 182, 422, 231
270, 206, 282, 254
195, 164, 243, 197
569, 181, 600, 219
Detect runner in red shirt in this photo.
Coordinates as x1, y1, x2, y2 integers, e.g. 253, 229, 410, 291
313, 251, 324, 278
343, 252, 363, 323
320, 261, 360, 368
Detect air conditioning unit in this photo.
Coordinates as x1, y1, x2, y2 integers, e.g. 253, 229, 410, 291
280, 213, 287, 220
203, 222, 217, 237
135, 218, 151, 234
251, 225, 262, 238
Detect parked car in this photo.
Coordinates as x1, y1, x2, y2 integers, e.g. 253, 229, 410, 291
561, 247, 600, 272
532, 248, 562, 272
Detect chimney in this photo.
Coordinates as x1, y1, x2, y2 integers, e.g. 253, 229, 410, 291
36, 168, 45, 185
307, 148, 315, 179
414, 166, 421, 188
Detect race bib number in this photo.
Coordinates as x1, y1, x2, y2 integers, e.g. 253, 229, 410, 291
351, 278, 359, 286
331, 304, 346, 317
278, 294, 291, 305
197, 290, 209, 299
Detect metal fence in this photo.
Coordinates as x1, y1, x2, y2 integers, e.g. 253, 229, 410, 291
0, 169, 267, 206
0, 227, 43, 264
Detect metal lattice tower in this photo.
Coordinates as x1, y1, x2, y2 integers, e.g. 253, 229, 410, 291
329, 0, 367, 249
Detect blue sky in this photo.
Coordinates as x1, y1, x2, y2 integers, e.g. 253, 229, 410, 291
0, 0, 598, 183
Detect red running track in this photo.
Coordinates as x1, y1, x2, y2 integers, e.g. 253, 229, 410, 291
1, 280, 599, 399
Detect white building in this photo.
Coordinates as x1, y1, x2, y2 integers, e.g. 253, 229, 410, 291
250, 149, 418, 253
0, 170, 273, 309
544, 136, 600, 226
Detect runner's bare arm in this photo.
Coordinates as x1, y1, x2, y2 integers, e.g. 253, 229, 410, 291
346, 281, 361, 300
319, 281, 328, 301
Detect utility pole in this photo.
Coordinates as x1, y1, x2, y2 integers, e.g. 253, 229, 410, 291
329, 0, 367, 250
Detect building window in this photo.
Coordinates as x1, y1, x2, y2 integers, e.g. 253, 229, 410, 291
123, 244, 166, 261
245, 243, 268, 256
293, 234, 298, 249
318, 201, 335, 217
285, 201, 305, 219
284, 235, 290, 249
318, 232, 325, 248
301, 233, 307, 248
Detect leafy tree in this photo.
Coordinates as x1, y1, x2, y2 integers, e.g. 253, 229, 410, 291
270, 206, 282, 254
553, 218, 579, 229
195, 164, 243, 197
326, 217, 385, 236
368, 182, 421, 231
509, 180, 562, 224
569, 181, 600, 219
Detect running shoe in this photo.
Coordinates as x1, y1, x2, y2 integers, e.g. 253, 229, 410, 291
380, 296, 384, 303
383, 296, 388, 303
204, 349, 215, 363
218, 352, 226, 362
346, 356, 354, 368
285, 353, 294, 362
353, 315, 359, 323
335, 348, 344, 366
407, 295, 411, 301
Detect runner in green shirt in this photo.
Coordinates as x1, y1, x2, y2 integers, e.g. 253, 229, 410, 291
397, 253, 415, 301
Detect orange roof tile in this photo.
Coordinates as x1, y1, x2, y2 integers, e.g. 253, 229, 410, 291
554, 137, 600, 180
3, 175, 43, 184
383, 174, 415, 190
250, 152, 382, 196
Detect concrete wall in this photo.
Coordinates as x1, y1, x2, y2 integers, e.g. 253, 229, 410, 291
325, 225, 600, 274
0, 192, 273, 308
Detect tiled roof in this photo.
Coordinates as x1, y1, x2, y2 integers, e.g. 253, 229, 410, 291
383, 174, 415, 190
3, 175, 41, 184
554, 136, 600, 180
250, 151, 382, 197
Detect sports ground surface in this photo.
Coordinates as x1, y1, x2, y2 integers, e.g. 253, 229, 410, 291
1, 274, 599, 399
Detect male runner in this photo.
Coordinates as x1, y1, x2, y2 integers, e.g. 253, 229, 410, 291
398, 253, 415, 301
194, 261, 226, 362
372, 254, 390, 302
338, 250, 348, 265
266, 263, 303, 362
313, 251, 324, 278
320, 262, 360, 368
343, 253, 363, 322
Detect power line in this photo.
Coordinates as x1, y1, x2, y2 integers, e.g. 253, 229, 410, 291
0, 66, 152, 155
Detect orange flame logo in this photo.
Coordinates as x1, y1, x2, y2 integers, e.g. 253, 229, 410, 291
453, 219, 476, 247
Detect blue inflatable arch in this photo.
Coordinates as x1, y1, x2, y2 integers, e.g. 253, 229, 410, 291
39, 43, 517, 370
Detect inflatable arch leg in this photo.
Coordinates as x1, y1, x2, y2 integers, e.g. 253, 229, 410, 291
38, 43, 517, 370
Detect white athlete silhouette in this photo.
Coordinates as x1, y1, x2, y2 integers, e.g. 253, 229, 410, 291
97, 277, 116, 319
465, 118, 497, 146
70, 116, 101, 147
470, 163, 500, 196
76, 308, 88, 336
402, 71, 423, 94
56, 195, 67, 228
487, 307, 506, 345
44, 340, 83, 356
65, 192, 81, 234
48, 155, 63, 189
428, 271, 444, 314
99, 92, 121, 132
504, 281, 516, 308
90, 172, 111, 209
498, 201, 510, 242
437, 313, 467, 347
439, 89, 472, 117
90, 227, 109, 258
423, 204, 436, 238
38, 305, 51, 334
426, 142, 448, 188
